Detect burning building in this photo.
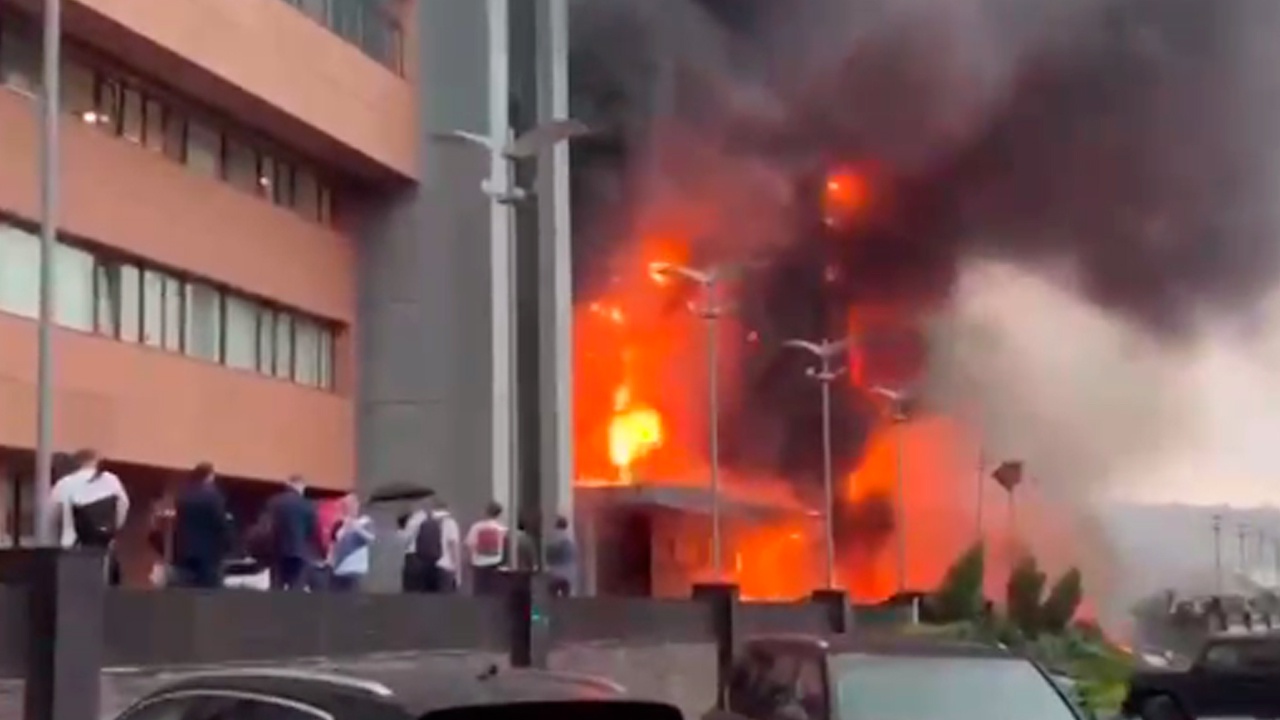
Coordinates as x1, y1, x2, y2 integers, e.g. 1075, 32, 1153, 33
566, 0, 1280, 604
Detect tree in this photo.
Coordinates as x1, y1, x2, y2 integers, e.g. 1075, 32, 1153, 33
932, 542, 986, 623
1007, 556, 1047, 638
1041, 568, 1084, 634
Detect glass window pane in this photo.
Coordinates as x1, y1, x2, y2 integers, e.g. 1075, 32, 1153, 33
224, 295, 258, 371
141, 270, 163, 347
293, 318, 320, 386
318, 327, 334, 389
294, 169, 319, 219
163, 111, 185, 162
271, 159, 295, 206
53, 243, 94, 331
162, 276, 183, 351
117, 264, 140, 342
184, 282, 222, 361
273, 314, 293, 380
0, 224, 39, 318
94, 78, 121, 135
185, 119, 221, 178
0, 19, 38, 95
224, 137, 260, 195
256, 310, 273, 371
93, 262, 117, 337
318, 185, 333, 225
120, 86, 144, 144
143, 98, 165, 153
61, 59, 96, 120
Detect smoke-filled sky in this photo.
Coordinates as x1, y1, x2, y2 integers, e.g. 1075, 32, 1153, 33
569, 0, 1280, 509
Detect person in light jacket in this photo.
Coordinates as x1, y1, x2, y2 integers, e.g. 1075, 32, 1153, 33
327, 494, 374, 592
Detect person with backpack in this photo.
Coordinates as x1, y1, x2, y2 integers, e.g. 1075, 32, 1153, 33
48, 448, 130, 584
263, 475, 321, 590
464, 501, 507, 594
399, 491, 460, 593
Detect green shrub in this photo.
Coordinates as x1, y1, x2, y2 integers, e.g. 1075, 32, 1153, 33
931, 542, 987, 623
1007, 556, 1048, 638
1042, 568, 1085, 634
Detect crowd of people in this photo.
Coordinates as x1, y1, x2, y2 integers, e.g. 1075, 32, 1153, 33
44, 448, 578, 594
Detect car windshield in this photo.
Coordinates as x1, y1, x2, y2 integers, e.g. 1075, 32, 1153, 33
831, 654, 1079, 720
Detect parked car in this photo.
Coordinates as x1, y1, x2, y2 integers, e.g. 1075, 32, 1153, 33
704, 633, 1084, 720
1122, 633, 1280, 720
110, 665, 682, 720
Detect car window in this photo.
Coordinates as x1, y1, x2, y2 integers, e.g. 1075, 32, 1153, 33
728, 649, 811, 720
830, 655, 1078, 720
1201, 643, 1243, 670
1203, 641, 1280, 671
121, 693, 329, 720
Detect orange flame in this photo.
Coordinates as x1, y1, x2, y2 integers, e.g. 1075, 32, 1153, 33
607, 384, 664, 483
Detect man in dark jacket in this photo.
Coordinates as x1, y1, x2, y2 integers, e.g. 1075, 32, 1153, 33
171, 463, 232, 589
266, 475, 320, 590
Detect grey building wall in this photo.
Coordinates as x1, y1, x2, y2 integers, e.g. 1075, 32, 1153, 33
357, 0, 574, 585
356, 0, 497, 586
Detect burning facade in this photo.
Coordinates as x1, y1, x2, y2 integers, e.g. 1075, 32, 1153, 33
566, 0, 1280, 604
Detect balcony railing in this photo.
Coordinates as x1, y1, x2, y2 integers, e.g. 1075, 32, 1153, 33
278, 0, 404, 74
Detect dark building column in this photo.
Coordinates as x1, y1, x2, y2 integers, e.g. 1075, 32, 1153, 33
356, 0, 502, 588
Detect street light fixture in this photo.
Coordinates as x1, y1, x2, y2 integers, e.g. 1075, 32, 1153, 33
783, 337, 853, 589
649, 261, 730, 577
1212, 514, 1223, 595
870, 385, 910, 593
434, 118, 591, 568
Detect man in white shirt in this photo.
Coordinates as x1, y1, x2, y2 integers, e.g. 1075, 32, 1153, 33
433, 500, 462, 593
47, 448, 130, 583
464, 501, 507, 594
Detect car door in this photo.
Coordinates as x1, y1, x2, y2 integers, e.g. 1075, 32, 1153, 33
117, 690, 334, 720
1189, 641, 1263, 717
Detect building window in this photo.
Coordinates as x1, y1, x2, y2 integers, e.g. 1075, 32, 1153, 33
273, 313, 294, 380
0, 17, 37, 94
0, 224, 38, 318
141, 269, 164, 347
94, 77, 121, 133
162, 110, 186, 162
185, 118, 221, 178
120, 85, 144, 144
294, 169, 320, 220
61, 58, 96, 120
53, 243, 95, 331
142, 97, 165, 153
224, 295, 258, 371
257, 309, 276, 375
184, 282, 222, 361
223, 137, 260, 195
318, 327, 334, 389
111, 263, 141, 342
161, 275, 183, 351
293, 318, 321, 386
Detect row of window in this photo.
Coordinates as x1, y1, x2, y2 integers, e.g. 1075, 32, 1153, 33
0, 13, 335, 225
0, 222, 338, 390
281, 0, 403, 73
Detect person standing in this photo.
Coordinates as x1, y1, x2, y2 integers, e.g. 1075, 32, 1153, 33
399, 491, 435, 593
265, 475, 320, 590
544, 515, 578, 597
171, 462, 232, 589
432, 499, 462, 593
48, 448, 130, 584
464, 501, 507, 594
327, 493, 374, 592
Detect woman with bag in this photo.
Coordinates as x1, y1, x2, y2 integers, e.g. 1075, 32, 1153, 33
327, 494, 374, 592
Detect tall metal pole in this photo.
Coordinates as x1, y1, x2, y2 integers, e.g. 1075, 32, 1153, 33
1239, 524, 1249, 576
818, 355, 835, 589
34, 0, 63, 547
1212, 514, 1223, 595
894, 414, 907, 593
705, 280, 723, 578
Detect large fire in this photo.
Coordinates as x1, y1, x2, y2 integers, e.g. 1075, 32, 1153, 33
573, 159, 1089, 603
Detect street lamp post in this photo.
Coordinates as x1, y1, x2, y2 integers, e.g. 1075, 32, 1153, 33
871, 386, 909, 594
649, 262, 729, 577
434, 118, 590, 568
1212, 514, 1223, 595
783, 337, 853, 589
1239, 524, 1249, 578
34, 0, 63, 546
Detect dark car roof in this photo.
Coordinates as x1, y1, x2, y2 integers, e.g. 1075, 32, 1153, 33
147, 664, 629, 716
742, 632, 1019, 660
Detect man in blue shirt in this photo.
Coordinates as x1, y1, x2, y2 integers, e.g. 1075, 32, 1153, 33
265, 475, 320, 590
171, 462, 231, 588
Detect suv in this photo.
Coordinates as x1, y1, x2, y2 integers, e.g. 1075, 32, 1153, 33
705, 634, 1083, 720
1123, 633, 1280, 720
